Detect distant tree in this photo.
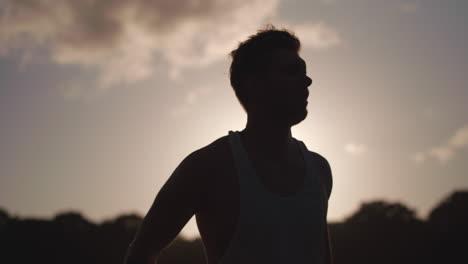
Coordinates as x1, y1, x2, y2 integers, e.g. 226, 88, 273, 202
53, 211, 95, 231
427, 190, 468, 264
4, 192, 467, 264
50, 211, 99, 264
428, 190, 468, 232
345, 201, 419, 225
113, 213, 143, 235
332, 200, 425, 264
0, 207, 9, 230
96, 213, 145, 264
158, 236, 207, 264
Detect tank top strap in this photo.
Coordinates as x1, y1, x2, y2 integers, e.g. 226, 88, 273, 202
228, 130, 248, 173
228, 130, 258, 195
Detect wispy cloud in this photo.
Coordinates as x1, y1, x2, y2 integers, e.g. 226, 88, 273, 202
0, 0, 279, 89
294, 22, 342, 50
345, 142, 367, 156
428, 146, 456, 164
410, 152, 426, 163
170, 86, 214, 118
411, 124, 468, 165
448, 125, 468, 148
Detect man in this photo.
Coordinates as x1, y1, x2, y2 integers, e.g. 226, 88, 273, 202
124, 26, 333, 264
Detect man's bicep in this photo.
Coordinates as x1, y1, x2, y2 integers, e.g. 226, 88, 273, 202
321, 156, 333, 199
134, 152, 205, 254
324, 223, 334, 264
146, 153, 202, 219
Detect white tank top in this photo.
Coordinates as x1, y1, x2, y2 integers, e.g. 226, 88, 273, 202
218, 130, 328, 264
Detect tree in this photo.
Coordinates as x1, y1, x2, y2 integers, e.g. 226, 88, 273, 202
345, 200, 419, 225
427, 190, 468, 263
333, 200, 425, 264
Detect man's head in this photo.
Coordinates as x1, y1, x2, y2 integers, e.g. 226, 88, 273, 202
229, 25, 313, 126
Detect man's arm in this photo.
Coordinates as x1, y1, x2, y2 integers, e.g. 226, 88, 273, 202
320, 154, 333, 201
124, 150, 207, 264
312, 152, 333, 264
321, 155, 333, 264
324, 223, 334, 264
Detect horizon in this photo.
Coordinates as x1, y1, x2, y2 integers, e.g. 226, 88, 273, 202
2, 188, 465, 241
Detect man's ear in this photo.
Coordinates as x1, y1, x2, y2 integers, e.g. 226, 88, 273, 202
243, 76, 256, 100
243, 75, 255, 89
244, 75, 264, 99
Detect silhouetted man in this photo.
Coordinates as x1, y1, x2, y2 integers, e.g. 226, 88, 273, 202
124, 26, 333, 264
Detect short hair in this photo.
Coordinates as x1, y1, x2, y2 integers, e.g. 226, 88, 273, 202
229, 25, 301, 113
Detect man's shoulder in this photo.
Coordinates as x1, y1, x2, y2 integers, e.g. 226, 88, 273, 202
191, 135, 230, 158
306, 151, 331, 168
170, 136, 230, 201
305, 150, 333, 199
183, 135, 231, 172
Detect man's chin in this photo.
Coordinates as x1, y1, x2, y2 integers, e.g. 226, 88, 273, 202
289, 110, 308, 127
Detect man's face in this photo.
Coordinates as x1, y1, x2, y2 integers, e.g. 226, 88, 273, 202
252, 49, 313, 126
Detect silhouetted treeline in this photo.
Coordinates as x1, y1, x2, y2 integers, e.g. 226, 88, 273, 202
1, 190, 467, 264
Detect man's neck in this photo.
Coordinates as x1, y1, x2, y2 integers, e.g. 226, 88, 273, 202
239, 116, 294, 160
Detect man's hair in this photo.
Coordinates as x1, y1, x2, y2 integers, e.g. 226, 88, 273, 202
229, 25, 301, 113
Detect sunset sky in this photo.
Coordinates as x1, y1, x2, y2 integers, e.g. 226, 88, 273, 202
1, 0, 467, 239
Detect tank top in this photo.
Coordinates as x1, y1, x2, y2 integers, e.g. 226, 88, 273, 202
217, 130, 328, 264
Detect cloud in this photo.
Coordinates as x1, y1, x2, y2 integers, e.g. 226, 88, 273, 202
170, 86, 214, 117
345, 142, 367, 156
410, 152, 426, 163
54, 79, 108, 102
0, 0, 279, 88
294, 22, 341, 50
428, 146, 455, 164
270, 20, 342, 51
411, 124, 468, 165
448, 125, 468, 148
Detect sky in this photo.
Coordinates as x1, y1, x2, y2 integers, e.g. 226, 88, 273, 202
1, 0, 467, 239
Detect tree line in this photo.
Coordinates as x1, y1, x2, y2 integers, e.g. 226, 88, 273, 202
0, 190, 467, 264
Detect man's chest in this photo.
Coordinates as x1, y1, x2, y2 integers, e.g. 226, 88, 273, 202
204, 154, 306, 211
